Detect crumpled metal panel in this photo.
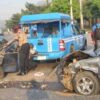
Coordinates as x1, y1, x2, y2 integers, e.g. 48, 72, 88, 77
61, 67, 73, 91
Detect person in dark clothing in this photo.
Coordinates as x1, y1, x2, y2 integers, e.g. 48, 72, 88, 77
16, 28, 30, 75
91, 23, 100, 53
18, 43, 30, 75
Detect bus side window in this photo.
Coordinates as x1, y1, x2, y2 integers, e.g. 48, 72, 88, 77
62, 23, 66, 36
32, 30, 37, 38
75, 25, 80, 34
71, 25, 76, 35
31, 27, 38, 38
51, 27, 58, 37
72, 25, 80, 35
43, 27, 52, 37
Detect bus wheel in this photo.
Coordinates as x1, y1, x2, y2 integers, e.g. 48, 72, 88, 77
70, 45, 75, 53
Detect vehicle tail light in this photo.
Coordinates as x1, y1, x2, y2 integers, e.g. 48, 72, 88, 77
59, 40, 65, 51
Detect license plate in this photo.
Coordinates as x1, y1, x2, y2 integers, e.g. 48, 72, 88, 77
37, 56, 46, 60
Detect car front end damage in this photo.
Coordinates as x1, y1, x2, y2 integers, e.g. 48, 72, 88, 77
61, 59, 99, 91
57, 51, 100, 95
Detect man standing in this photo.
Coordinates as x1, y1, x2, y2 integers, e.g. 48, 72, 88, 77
92, 23, 100, 53
17, 28, 30, 75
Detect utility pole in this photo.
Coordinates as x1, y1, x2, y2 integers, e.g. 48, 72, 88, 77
79, 0, 84, 29
70, 0, 73, 22
46, 0, 49, 6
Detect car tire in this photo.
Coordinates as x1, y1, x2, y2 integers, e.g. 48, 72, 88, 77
73, 71, 100, 95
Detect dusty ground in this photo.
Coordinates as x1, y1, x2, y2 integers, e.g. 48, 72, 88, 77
0, 62, 57, 82
1, 31, 93, 83
1, 33, 58, 83
0, 32, 100, 100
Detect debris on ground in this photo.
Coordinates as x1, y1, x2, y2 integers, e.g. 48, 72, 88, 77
40, 84, 48, 90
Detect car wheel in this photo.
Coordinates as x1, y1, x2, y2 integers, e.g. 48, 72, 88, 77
73, 71, 100, 95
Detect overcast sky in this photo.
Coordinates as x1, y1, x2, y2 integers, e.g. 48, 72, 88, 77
0, 0, 49, 20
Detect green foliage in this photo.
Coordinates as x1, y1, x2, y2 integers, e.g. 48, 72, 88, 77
72, 0, 80, 19
21, 2, 46, 15
6, 2, 47, 29
49, 0, 69, 13
45, 0, 80, 18
6, 13, 21, 29
83, 0, 100, 18
91, 0, 100, 17
6, 0, 100, 30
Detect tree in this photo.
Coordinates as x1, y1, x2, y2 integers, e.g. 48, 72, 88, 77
45, 0, 70, 13
6, 2, 48, 30
6, 13, 21, 30
6, 0, 100, 30
83, 0, 100, 18
21, 2, 46, 15
45, 0, 80, 19
82, 0, 100, 26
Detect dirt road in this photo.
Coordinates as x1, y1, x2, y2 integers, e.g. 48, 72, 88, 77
0, 32, 100, 100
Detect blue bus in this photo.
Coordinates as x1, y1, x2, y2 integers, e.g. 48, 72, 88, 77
20, 13, 87, 60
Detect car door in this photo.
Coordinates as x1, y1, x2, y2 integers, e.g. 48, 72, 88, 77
2, 41, 18, 72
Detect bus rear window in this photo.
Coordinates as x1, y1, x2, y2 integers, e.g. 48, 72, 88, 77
42, 24, 59, 38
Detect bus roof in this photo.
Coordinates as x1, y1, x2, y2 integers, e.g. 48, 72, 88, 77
20, 13, 71, 24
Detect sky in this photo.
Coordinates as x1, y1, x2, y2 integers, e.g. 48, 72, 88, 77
0, 0, 47, 20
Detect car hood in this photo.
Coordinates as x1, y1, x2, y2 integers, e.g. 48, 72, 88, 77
75, 57, 100, 73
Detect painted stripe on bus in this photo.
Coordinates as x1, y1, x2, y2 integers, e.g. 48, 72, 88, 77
47, 38, 52, 52
63, 35, 83, 43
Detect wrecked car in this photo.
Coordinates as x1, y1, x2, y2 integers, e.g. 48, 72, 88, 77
0, 40, 37, 78
56, 50, 100, 95
0, 33, 7, 47
0, 40, 18, 78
